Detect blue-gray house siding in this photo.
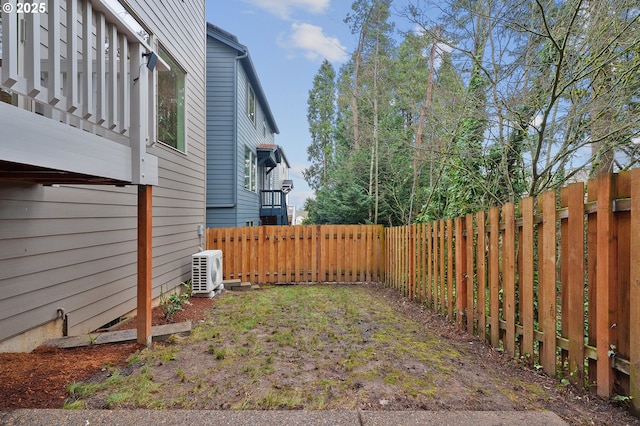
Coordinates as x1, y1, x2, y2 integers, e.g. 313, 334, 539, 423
206, 23, 280, 228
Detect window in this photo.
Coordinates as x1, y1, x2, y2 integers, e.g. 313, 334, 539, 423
263, 118, 267, 137
247, 84, 256, 125
244, 148, 257, 192
157, 46, 186, 151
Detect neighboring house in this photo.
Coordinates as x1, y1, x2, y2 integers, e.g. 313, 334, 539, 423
205, 24, 293, 227
0, 0, 206, 351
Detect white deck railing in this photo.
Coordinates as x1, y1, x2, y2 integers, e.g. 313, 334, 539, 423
1, 0, 157, 184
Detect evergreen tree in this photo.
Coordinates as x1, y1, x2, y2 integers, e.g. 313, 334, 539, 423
305, 60, 337, 191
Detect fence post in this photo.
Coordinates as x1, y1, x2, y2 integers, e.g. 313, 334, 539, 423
433, 222, 440, 309
520, 197, 535, 361
476, 212, 487, 342
488, 207, 500, 348
567, 182, 585, 387
630, 168, 640, 412
466, 214, 475, 335
502, 203, 516, 357
455, 216, 466, 329
439, 220, 446, 316
596, 174, 617, 397
447, 219, 454, 320
539, 190, 557, 377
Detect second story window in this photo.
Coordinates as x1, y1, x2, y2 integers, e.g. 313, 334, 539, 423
244, 148, 257, 192
247, 84, 256, 125
157, 46, 186, 152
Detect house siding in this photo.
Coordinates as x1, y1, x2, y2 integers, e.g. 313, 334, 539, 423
0, 0, 207, 349
205, 25, 278, 228
206, 35, 236, 226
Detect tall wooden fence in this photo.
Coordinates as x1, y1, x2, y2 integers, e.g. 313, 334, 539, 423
386, 169, 640, 406
205, 169, 640, 408
206, 225, 384, 284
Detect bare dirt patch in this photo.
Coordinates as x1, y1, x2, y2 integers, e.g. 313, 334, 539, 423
1, 283, 637, 425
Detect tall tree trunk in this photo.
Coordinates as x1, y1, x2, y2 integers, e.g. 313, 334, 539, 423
352, 25, 367, 149
410, 35, 438, 221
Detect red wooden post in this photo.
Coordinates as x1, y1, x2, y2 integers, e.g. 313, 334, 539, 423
488, 207, 500, 348
433, 222, 439, 308
409, 224, 415, 299
137, 185, 153, 347
596, 174, 616, 396
439, 220, 446, 316
521, 197, 535, 360
426, 223, 432, 303
567, 183, 585, 386
455, 216, 467, 329
630, 168, 640, 412
466, 214, 475, 334
502, 203, 516, 357
447, 219, 454, 320
476, 211, 487, 342
540, 190, 557, 377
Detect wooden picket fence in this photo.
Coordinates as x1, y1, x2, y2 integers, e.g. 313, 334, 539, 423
205, 169, 640, 408
206, 224, 384, 284
386, 169, 640, 405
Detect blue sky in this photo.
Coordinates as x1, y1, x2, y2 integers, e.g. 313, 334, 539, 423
205, 0, 410, 209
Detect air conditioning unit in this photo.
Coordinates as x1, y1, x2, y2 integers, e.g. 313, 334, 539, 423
191, 250, 223, 297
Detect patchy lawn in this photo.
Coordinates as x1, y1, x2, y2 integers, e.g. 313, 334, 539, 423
1, 284, 637, 424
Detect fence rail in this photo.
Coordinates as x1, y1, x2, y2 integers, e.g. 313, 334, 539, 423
206, 225, 385, 284
205, 169, 640, 409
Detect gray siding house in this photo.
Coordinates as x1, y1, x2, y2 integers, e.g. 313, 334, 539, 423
0, 0, 206, 351
206, 24, 292, 227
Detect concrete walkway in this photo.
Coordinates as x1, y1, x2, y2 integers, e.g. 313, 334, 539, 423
1, 409, 566, 425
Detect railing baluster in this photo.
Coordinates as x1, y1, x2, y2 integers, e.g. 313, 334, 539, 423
26, 12, 42, 97
82, 1, 93, 119
107, 22, 118, 130
118, 33, 129, 134
66, 0, 78, 112
48, 0, 61, 106
95, 11, 106, 125
1, 8, 19, 87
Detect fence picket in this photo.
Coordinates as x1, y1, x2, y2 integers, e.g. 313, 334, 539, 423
521, 197, 535, 360
567, 183, 585, 386
539, 190, 557, 377
630, 169, 640, 405
614, 172, 630, 396
488, 207, 500, 348
596, 175, 616, 396
503, 203, 516, 357
476, 212, 487, 342
447, 219, 454, 320
439, 220, 446, 316
455, 217, 466, 329
466, 214, 475, 335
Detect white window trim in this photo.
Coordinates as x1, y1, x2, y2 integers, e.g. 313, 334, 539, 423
154, 42, 188, 155
247, 83, 256, 126
244, 147, 257, 193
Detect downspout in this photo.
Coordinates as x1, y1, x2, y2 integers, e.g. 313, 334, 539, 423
233, 48, 249, 224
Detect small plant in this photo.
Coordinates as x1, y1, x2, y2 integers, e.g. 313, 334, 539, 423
176, 368, 186, 382
160, 281, 192, 322
612, 394, 633, 408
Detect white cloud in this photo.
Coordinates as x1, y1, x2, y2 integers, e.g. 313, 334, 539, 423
242, 0, 330, 20
280, 22, 348, 63
531, 114, 543, 128
290, 162, 308, 179
288, 190, 315, 208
